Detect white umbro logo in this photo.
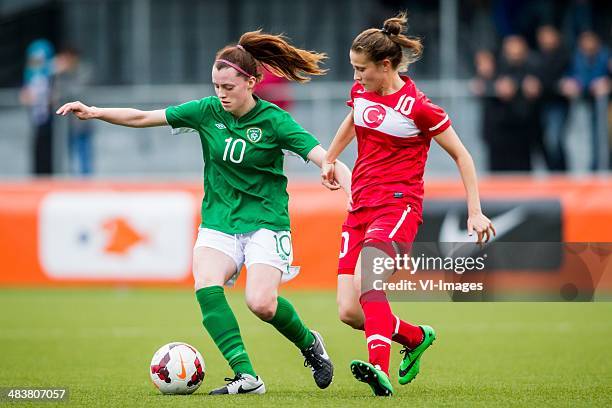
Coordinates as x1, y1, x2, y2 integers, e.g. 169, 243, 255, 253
215, 123, 226, 129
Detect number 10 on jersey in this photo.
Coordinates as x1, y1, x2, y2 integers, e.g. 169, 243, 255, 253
223, 137, 246, 163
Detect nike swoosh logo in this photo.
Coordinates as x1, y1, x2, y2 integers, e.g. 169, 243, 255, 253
399, 352, 420, 377
438, 206, 527, 257
177, 353, 186, 379
238, 383, 263, 393
370, 344, 387, 349
314, 332, 330, 360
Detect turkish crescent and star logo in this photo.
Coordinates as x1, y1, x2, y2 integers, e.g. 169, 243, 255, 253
246, 127, 263, 143
362, 104, 386, 128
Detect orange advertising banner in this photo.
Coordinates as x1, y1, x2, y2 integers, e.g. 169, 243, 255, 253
0, 177, 611, 289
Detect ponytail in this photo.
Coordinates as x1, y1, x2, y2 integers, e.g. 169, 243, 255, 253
352, 11, 423, 71
215, 30, 327, 83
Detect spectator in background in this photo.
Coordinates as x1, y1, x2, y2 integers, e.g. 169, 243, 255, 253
489, 35, 542, 171
471, 50, 497, 97
19, 39, 55, 175
560, 31, 610, 170
470, 49, 502, 171
535, 25, 571, 171
254, 69, 294, 111
55, 47, 94, 175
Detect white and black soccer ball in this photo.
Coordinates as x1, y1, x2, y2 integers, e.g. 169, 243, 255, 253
150, 342, 205, 395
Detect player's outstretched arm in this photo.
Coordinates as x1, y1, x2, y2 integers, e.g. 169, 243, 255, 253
56, 101, 167, 128
308, 144, 351, 191
433, 126, 496, 244
321, 110, 355, 189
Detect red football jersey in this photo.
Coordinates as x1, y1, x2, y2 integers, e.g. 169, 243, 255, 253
346, 75, 451, 219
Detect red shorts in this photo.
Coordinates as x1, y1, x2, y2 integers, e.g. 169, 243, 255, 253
337, 203, 420, 275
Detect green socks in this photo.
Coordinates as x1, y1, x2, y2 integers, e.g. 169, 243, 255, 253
196, 286, 256, 377
267, 296, 315, 350
196, 287, 314, 378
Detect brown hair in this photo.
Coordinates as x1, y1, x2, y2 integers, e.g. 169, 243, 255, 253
351, 11, 423, 71
214, 30, 327, 83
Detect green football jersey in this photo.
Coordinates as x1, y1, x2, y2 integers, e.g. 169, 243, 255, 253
165, 96, 320, 234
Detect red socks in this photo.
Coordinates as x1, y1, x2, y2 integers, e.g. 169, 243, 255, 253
358, 290, 425, 376
391, 315, 424, 349
359, 290, 393, 375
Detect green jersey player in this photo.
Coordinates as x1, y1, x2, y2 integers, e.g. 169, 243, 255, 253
57, 30, 351, 395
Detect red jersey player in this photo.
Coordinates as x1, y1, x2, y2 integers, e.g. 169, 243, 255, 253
321, 12, 496, 396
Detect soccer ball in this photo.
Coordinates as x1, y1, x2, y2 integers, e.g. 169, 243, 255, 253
150, 342, 205, 395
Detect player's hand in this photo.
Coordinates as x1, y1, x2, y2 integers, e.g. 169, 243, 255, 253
467, 212, 496, 245
321, 161, 340, 190
56, 101, 98, 120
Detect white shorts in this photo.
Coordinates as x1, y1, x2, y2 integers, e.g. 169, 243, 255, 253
194, 227, 300, 286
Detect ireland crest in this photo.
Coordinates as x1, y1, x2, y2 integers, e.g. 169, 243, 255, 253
246, 127, 263, 143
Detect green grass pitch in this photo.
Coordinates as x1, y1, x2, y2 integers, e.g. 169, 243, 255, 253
1, 288, 611, 407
